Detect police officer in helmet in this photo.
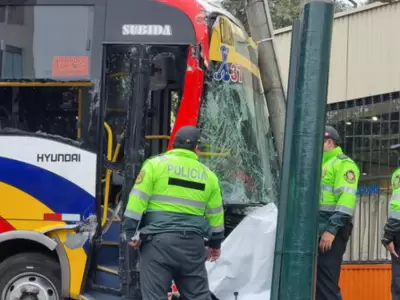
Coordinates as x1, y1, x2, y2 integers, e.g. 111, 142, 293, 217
382, 143, 400, 299
122, 126, 225, 300
317, 125, 360, 300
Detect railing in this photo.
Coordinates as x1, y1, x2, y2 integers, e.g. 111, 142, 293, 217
343, 176, 392, 263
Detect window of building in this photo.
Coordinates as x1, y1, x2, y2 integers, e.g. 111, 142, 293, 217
7, 6, 24, 25
3, 45, 23, 79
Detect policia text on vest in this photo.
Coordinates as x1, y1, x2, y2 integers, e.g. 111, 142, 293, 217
122, 146, 224, 300
317, 127, 360, 300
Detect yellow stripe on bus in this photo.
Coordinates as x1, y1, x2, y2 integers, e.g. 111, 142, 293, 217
210, 21, 261, 80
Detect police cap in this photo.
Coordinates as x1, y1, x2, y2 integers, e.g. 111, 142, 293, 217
173, 126, 202, 150
391, 144, 400, 151
324, 125, 339, 142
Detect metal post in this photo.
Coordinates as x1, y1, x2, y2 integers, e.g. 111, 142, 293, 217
278, 1, 334, 299
270, 18, 301, 300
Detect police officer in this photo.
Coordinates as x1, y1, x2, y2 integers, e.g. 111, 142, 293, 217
317, 125, 360, 300
122, 126, 225, 300
382, 143, 400, 299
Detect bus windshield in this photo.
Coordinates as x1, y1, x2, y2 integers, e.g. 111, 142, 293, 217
198, 65, 278, 205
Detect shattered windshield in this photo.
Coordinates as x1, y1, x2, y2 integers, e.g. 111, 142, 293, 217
198, 65, 278, 205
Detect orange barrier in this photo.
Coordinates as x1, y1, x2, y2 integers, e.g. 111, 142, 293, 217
339, 264, 391, 299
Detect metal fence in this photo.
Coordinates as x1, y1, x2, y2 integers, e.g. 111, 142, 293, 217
343, 177, 391, 263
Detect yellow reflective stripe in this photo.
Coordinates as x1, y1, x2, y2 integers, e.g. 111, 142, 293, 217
335, 205, 354, 216
321, 185, 356, 195
321, 184, 333, 192
130, 188, 151, 200
334, 186, 357, 195
320, 204, 354, 216
210, 224, 224, 233
152, 195, 205, 209
124, 210, 142, 221
391, 194, 400, 201
206, 206, 223, 214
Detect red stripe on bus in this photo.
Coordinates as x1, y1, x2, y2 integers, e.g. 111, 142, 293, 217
0, 216, 15, 233
43, 213, 62, 221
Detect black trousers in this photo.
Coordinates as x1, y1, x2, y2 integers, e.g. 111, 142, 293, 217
391, 241, 400, 300
316, 232, 348, 300
139, 231, 211, 300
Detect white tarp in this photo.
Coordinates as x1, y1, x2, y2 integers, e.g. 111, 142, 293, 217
206, 203, 278, 300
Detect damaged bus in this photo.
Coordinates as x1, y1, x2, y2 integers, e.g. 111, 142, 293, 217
0, 0, 278, 299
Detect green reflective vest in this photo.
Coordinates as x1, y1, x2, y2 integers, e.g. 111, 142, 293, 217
124, 148, 224, 238
390, 168, 400, 219
319, 146, 359, 235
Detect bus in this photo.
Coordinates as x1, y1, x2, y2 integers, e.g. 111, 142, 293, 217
0, 0, 278, 299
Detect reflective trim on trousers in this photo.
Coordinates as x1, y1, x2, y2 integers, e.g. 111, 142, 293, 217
206, 206, 223, 214
152, 195, 205, 209
320, 204, 354, 216
124, 209, 142, 221
321, 184, 357, 195
130, 188, 151, 200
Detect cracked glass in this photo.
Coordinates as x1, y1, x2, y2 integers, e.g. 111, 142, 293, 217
198, 64, 278, 205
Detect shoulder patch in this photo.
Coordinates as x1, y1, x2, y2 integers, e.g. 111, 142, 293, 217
344, 169, 356, 184
393, 174, 400, 190
135, 170, 146, 184
337, 154, 348, 160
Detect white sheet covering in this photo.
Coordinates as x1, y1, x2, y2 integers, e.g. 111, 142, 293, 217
206, 203, 278, 300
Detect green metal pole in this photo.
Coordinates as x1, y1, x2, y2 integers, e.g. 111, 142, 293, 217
270, 19, 301, 300
277, 1, 334, 300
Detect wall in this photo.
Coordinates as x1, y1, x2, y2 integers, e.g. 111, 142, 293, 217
273, 2, 400, 104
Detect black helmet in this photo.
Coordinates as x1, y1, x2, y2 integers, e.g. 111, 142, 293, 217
324, 125, 339, 142
173, 126, 202, 150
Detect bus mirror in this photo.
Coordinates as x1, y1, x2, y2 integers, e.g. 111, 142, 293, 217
150, 57, 167, 91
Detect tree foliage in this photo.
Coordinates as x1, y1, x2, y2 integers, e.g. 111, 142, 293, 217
221, 0, 352, 31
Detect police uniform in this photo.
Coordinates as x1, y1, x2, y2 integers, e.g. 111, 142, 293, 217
317, 126, 359, 300
382, 144, 400, 299
122, 126, 225, 300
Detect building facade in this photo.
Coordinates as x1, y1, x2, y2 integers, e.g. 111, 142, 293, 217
274, 2, 400, 262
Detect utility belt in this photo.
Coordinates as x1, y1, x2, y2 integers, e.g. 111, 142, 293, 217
140, 230, 201, 242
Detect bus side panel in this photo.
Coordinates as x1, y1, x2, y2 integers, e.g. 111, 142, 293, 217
339, 264, 391, 300
48, 230, 88, 299
0, 135, 97, 225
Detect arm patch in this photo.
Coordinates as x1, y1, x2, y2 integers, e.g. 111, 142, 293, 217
344, 170, 356, 184
393, 174, 400, 189
135, 170, 146, 184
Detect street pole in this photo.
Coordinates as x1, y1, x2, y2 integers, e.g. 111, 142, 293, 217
270, 18, 301, 300
277, 1, 334, 299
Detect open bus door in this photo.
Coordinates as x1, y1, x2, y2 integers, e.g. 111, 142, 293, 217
79, 1, 199, 298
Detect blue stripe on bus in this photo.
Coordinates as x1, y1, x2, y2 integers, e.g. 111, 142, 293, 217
0, 157, 95, 218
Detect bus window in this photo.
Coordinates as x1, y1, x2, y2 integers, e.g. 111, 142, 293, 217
0, 85, 92, 141
198, 65, 277, 205
0, 5, 93, 80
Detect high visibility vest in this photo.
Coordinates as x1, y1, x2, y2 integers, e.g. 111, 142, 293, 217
390, 168, 400, 220
124, 148, 224, 238
320, 148, 359, 217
